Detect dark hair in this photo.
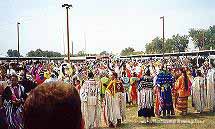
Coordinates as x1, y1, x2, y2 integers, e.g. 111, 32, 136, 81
122, 71, 126, 77
11, 74, 18, 79
145, 69, 150, 76
103, 83, 108, 87
88, 72, 94, 79
24, 82, 82, 129
182, 70, 188, 91
133, 72, 137, 77
196, 70, 202, 77
76, 80, 80, 84
50, 73, 56, 78
112, 72, 118, 79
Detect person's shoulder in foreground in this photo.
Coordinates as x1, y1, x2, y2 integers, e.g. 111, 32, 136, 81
24, 81, 84, 129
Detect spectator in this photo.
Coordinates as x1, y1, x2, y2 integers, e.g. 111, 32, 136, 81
1, 74, 27, 129
24, 82, 84, 129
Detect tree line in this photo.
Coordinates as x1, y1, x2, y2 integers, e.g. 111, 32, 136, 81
6, 25, 215, 57
145, 25, 215, 54
6, 49, 97, 57
120, 25, 215, 56
7, 49, 63, 57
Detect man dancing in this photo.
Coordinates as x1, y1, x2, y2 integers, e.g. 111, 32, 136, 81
80, 72, 101, 129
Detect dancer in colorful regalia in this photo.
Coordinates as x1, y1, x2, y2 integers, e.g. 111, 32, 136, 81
33, 63, 46, 85
0, 68, 7, 107
58, 63, 73, 83
121, 71, 131, 104
126, 67, 142, 105
191, 70, 206, 113
173, 68, 192, 115
80, 72, 101, 129
206, 63, 215, 112
155, 65, 175, 117
100, 71, 110, 101
75, 80, 81, 94
104, 72, 126, 128
138, 67, 155, 123
1, 74, 27, 129
107, 60, 124, 79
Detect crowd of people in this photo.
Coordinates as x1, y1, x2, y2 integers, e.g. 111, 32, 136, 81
0, 57, 214, 129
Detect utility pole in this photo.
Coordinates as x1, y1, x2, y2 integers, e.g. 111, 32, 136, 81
62, 4, 72, 63
160, 16, 165, 59
17, 22, 20, 63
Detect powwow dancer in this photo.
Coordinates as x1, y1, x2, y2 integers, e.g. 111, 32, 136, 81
80, 72, 101, 129
107, 60, 124, 79
100, 71, 110, 101
138, 68, 155, 124
206, 64, 215, 112
1, 74, 27, 129
126, 67, 143, 105
173, 69, 192, 115
104, 72, 126, 128
155, 65, 175, 117
121, 71, 131, 104
191, 70, 206, 113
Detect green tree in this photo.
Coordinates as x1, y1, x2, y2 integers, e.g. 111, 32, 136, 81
152, 37, 163, 53
145, 35, 189, 54
204, 25, 215, 49
52, 51, 62, 57
27, 50, 36, 57
7, 49, 20, 57
145, 43, 154, 54
164, 38, 174, 53
189, 25, 215, 50
189, 28, 206, 49
132, 51, 144, 55
27, 49, 63, 57
120, 47, 135, 56
7, 49, 13, 57
171, 34, 189, 52
77, 50, 87, 56
145, 37, 163, 54
100, 51, 109, 56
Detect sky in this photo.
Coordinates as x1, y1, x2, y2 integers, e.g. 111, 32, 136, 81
0, 0, 215, 56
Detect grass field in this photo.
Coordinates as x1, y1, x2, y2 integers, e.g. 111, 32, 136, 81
101, 99, 215, 129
